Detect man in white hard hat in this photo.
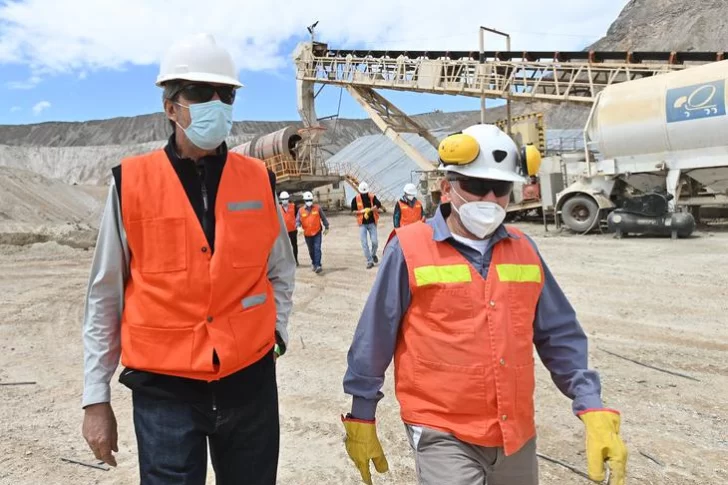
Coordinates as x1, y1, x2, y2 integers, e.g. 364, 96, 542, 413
296, 191, 330, 273
81, 33, 295, 484
351, 181, 386, 269
342, 124, 627, 485
279, 191, 299, 266
393, 183, 425, 228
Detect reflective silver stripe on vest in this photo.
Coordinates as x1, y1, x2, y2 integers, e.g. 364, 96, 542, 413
242, 293, 267, 309
228, 200, 263, 212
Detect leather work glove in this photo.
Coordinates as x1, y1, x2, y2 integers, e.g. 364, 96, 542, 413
323, 228, 329, 236
579, 409, 628, 485
341, 415, 389, 484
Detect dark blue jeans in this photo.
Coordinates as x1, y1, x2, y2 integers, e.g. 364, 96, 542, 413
305, 232, 322, 268
132, 356, 279, 485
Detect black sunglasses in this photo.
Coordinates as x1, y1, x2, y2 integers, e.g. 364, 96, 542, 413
453, 178, 513, 197
175, 83, 236, 105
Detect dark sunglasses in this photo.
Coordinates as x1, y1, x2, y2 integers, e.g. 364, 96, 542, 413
175, 83, 236, 105
453, 178, 513, 197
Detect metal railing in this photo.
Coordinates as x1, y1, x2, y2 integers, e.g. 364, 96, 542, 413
296, 53, 693, 104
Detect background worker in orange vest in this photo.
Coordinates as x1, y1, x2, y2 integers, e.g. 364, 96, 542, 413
342, 124, 627, 485
393, 183, 425, 228
296, 191, 329, 274
351, 181, 386, 269
279, 191, 299, 266
81, 34, 295, 485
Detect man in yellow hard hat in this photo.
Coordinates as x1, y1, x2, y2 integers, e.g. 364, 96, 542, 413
341, 124, 627, 485
81, 34, 295, 484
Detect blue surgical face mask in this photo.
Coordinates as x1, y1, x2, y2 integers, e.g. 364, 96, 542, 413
176, 100, 233, 151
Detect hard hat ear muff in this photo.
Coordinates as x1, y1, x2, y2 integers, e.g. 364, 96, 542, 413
519, 144, 542, 177
438, 132, 480, 166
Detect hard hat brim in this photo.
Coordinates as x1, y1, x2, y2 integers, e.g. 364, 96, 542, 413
156, 72, 244, 88
443, 164, 528, 183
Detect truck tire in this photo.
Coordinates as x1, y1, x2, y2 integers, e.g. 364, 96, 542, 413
561, 195, 599, 233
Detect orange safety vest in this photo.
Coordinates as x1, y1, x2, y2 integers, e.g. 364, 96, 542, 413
298, 204, 323, 237
393, 223, 544, 456
119, 150, 280, 381
398, 199, 425, 226
281, 202, 296, 232
356, 193, 379, 225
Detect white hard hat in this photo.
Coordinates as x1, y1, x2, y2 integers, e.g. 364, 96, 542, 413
358, 182, 369, 194
303, 191, 314, 201
403, 183, 417, 197
156, 33, 243, 88
438, 124, 540, 183
279, 191, 290, 200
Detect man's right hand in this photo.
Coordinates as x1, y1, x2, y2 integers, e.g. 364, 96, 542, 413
82, 403, 118, 467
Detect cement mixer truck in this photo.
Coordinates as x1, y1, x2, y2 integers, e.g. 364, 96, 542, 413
550, 59, 728, 236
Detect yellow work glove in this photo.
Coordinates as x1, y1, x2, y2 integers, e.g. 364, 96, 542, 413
341, 415, 389, 485
579, 409, 628, 485
323, 227, 329, 236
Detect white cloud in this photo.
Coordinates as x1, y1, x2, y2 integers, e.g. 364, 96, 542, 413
32, 100, 50, 115
10, 106, 21, 112
0, 0, 630, 80
6, 74, 41, 89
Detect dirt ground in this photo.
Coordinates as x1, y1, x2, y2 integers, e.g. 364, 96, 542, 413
0, 214, 726, 485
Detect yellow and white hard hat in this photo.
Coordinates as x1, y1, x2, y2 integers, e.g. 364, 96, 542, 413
437, 124, 541, 182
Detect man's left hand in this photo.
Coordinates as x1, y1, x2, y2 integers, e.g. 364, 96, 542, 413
579, 409, 627, 485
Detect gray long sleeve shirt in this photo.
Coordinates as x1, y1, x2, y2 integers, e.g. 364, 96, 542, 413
343, 206, 603, 421
82, 177, 296, 408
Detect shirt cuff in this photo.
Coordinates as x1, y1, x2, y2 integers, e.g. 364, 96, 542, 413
572, 393, 604, 415
82, 382, 111, 409
351, 396, 378, 421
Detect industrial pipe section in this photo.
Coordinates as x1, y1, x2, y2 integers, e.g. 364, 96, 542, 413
236, 126, 302, 161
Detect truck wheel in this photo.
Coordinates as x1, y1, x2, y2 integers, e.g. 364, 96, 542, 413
561, 195, 599, 233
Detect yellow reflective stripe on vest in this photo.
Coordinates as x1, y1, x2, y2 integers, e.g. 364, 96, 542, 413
414, 264, 472, 287
496, 264, 542, 283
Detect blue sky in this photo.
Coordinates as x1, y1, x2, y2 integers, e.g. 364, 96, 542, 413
0, 0, 629, 125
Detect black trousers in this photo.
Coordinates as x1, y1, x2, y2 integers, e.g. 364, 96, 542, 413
287, 230, 299, 263
132, 354, 279, 485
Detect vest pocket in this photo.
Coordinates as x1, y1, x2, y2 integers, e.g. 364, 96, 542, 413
224, 204, 275, 269
515, 364, 536, 423
414, 358, 486, 415
419, 287, 475, 335
128, 217, 187, 274
507, 284, 539, 337
124, 323, 195, 372
229, 293, 276, 363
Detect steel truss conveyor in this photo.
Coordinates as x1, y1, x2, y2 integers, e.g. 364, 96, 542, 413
296, 42, 724, 104
293, 41, 725, 174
